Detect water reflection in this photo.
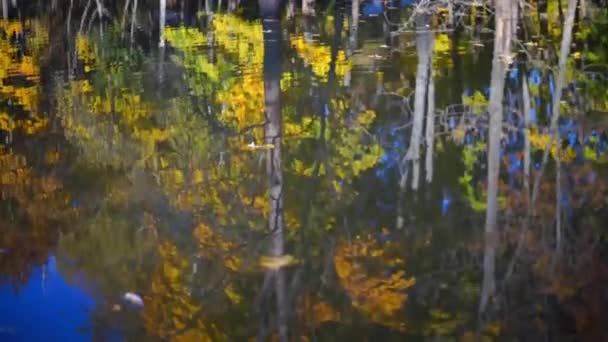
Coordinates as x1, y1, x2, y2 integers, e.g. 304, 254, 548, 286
0, 257, 95, 341
1, 0, 608, 340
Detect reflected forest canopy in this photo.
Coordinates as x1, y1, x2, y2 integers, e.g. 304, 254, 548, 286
1, 0, 608, 340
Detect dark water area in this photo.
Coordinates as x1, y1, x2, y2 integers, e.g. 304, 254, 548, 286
1, 0, 608, 340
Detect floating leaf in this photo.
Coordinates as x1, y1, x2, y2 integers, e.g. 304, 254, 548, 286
259, 255, 298, 270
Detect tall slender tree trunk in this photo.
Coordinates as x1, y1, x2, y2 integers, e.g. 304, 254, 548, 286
260, 0, 287, 340
122, 0, 131, 29
425, 65, 435, 183
350, 0, 359, 50
531, 0, 577, 255
505, 70, 533, 280
479, 0, 518, 317
532, 0, 577, 206
522, 75, 531, 194
95, 0, 104, 37
131, 0, 138, 46
405, 13, 433, 191
303, 0, 315, 16
287, 0, 295, 19
67, 0, 74, 35
121, 0, 131, 36
447, 0, 454, 27
159, 0, 166, 47
79, 0, 92, 33
2, 0, 8, 19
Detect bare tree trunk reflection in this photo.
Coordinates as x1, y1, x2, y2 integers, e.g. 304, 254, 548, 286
303, 0, 315, 16
397, 12, 433, 229
447, 0, 454, 27
479, 0, 517, 318
344, 0, 359, 87
130, 0, 138, 47
260, 0, 288, 339
94, 0, 104, 38
2, 0, 7, 19
506, 71, 532, 280
286, 0, 295, 19
531, 0, 577, 216
67, 0, 74, 35
405, 13, 433, 191
555, 137, 562, 254
121, 0, 131, 34
79, 0, 92, 34
350, 0, 359, 50
425, 64, 435, 183
228, 0, 236, 12
522, 75, 531, 194
159, 0, 166, 47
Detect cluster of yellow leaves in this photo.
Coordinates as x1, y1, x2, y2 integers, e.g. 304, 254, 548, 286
290, 35, 351, 82
0, 147, 29, 187
311, 301, 339, 325
0, 145, 73, 232
212, 14, 264, 69
0, 20, 23, 36
462, 90, 488, 115
165, 27, 220, 82
216, 73, 265, 131
212, 15, 266, 135
335, 108, 382, 176
59, 47, 174, 167
527, 129, 576, 162
0, 112, 14, 131
76, 33, 96, 72
434, 33, 451, 54
194, 223, 242, 271
144, 242, 218, 342
0, 20, 39, 81
334, 235, 414, 331
288, 103, 382, 197
165, 26, 207, 49
167, 16, 266, 136
0, 19, 48, 135
297, 294, 340, 328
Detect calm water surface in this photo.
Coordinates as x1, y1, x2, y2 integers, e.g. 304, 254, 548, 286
1, 0, 608, 340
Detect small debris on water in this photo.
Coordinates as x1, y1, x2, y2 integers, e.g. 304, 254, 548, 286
259, 255, 298, 270
122, 292, 144, 308
245, 142, 275, 150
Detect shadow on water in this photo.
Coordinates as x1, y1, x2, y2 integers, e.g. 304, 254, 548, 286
1, 0, 608, 340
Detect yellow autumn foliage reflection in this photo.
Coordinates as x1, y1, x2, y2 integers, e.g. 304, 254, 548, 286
0, 19, 48, 136
144, 242, 221, 341
194, 223, 242, 271
297, 294, 340, 329
334, 236, 415, 330
290, 35, 351, 82
527, 129, 576, 162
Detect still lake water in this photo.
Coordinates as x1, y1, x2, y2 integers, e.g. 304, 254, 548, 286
1, 1, 608, 340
